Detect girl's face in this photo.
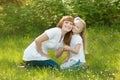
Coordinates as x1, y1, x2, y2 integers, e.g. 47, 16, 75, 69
72, 20, 83, 34
62, 21, 73, 32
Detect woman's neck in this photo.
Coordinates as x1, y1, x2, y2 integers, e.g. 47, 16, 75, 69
73, 33, 78, 35
61, 30, 67, 36
58, 29, 66, 43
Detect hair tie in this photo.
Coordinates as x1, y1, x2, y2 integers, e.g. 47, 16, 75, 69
74, 17, 81, 21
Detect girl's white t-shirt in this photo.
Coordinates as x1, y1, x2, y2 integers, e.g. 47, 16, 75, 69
23, 27, 63, 61
69, 34, 86, 63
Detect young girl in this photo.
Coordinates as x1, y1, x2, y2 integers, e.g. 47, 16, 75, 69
56, 17, 87, 69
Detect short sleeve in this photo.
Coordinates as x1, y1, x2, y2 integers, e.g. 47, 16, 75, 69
44, 28, 59, 39
74, 35, 82, 45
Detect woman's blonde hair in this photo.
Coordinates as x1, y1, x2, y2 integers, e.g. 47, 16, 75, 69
74, 17, 87, 53
57, 16, 74, 46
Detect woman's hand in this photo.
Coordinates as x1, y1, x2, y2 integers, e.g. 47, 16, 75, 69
41, 53, 50, 59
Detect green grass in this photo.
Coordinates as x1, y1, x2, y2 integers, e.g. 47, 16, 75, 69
0, 25, 120, 80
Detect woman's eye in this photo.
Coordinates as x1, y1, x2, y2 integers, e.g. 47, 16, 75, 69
65, 21, 68, 24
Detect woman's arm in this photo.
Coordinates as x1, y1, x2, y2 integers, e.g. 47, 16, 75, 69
56, 47, 64, 58
35, 33, 50, 58
56, 47, 70, 63
63, 44, 80, 54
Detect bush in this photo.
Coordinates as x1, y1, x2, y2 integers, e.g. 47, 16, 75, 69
65, 0, 120, 26
1, 0, 120, 34
2, 0, 67, 33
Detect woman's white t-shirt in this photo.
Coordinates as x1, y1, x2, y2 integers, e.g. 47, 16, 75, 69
23, 27, 63, 61
69, 34, 86, 63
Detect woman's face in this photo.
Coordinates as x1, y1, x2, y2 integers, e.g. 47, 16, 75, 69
62, 21, 73, 32
72, 20, 83, 34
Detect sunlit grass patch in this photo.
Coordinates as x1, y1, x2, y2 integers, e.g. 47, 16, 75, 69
0, 25, 120, 80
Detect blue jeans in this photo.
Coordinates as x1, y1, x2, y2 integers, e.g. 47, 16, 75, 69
61, 59, 84, 69
26, 59, 60, 69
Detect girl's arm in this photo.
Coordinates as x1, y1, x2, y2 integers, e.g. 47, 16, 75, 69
63, 44, 80, 54
35, 33, 50, 58
62, 51, 70, 63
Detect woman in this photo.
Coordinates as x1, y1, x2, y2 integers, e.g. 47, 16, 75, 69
22, 16, 74, 69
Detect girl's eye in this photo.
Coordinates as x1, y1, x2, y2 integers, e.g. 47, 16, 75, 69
75, 26, 78, 28
75, 26, 80, 30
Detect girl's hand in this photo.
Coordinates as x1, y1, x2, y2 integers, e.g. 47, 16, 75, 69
62, 51, 70, 63
63, 45, 71, 51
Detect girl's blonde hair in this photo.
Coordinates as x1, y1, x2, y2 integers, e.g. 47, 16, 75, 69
74, 17, 87, 53
57, 16, 74, 45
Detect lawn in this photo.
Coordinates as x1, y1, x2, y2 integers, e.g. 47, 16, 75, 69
0, 25, 120, 80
